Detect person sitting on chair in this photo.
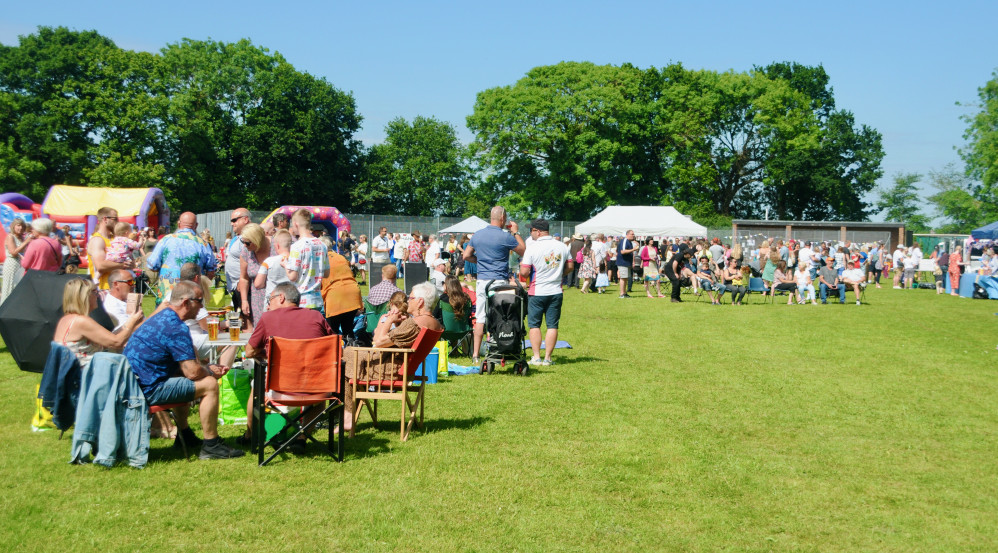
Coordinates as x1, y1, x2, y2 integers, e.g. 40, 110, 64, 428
342, 282, 442, 432
771, 260, 798, 305
841, 262, 866, 305
367, 263, 403, 307
124, 280, 244, 460
238, 282, 334, 454
695, 256, 726, 305
818, 256, 846, 304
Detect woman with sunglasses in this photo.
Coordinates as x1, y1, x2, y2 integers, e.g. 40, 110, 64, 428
237, 223, 274, 328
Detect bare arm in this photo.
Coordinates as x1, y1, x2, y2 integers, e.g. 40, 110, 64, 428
88, 236, 132, 272
237, 256, 251, 311
75, 311, 144, 349
253, 269, 268, 290
462, 244, 476, 263
563, 259, 575, 275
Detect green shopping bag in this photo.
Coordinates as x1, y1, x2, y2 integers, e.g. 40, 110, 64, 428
218, 368, 251, 425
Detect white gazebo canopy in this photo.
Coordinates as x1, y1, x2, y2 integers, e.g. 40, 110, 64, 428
438, 215, 489, 234
574, 206, 707, 237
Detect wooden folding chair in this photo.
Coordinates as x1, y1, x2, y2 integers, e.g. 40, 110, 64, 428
349, 327, 443, 441
253, 334, 344, 466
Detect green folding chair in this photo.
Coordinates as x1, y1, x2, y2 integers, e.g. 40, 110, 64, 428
363, 298, 388, 334
439, 301, 473, 357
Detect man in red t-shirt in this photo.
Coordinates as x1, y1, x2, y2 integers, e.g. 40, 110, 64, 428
241, 282, 334, 453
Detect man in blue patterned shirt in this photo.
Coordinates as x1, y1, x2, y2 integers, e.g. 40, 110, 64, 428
125, 280, 244, 460
146, 212, 217, 302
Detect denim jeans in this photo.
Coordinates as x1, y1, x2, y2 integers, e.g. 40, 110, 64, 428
819, 283, 845, 303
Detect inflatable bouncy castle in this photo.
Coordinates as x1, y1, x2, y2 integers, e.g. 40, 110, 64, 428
261, 205, 351, 238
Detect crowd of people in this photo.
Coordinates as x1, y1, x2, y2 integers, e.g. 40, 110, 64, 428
561, 234, 993, 305
24, 202, 997, 463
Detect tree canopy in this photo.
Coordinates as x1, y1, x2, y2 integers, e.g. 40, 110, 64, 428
876, 172, 930, 233
0, 27, 362, 214
467, 61, 884, 221
353, 116, 469, 216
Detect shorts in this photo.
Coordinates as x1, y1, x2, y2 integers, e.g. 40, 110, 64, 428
617, 266, 630, 279
145, 376, 196, 406
527, 294, 563, 329
475, 279, 500, 323
903, 269, 915, 280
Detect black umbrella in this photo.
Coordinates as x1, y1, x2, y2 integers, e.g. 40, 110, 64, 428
0, 270, 114, 373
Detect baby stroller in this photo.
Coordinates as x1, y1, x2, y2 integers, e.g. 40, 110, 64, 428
480, 280, 529, 375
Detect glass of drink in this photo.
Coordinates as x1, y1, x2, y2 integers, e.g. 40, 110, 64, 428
206, 317, 219, 341
228, 316, 241, 341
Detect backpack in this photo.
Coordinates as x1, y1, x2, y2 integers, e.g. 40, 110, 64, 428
973, 283, 989, 300
937, 252, 949, 269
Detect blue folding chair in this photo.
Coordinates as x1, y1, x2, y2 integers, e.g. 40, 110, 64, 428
748, 277, 772, 304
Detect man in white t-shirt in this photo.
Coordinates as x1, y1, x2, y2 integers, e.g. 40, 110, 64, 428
103, 269, 135, 331
424, 234, 441, 270
283, 210, 329, 311
519, 219, 573, 366
371, 226, 390, 264
892, 245, 906, 289
591, 233, 608, 266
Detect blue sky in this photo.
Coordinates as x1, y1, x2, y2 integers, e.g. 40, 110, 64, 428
2, 1, 995, 220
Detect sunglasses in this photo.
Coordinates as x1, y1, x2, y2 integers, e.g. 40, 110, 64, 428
230, 215, 247, 223
267, 294, 283, 302
188, 297, 204, 305
113, 280, 135, 286
241, 240, 253, 246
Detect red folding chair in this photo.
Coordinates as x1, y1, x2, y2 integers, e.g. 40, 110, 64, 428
149, 403, 192, 459
349, 327, 443, 441
252, 334, 344, 466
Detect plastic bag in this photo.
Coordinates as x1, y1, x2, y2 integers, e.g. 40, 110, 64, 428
218, 369, 251, 425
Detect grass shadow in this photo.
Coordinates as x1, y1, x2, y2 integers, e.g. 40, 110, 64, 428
553, 356, 605, 365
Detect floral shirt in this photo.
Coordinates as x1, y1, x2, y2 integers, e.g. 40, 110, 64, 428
407, 240, 424, 263
285, 236, 328, 310
146, 229, 217, 299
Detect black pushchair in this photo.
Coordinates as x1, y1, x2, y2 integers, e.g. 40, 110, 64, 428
480, 280, 529, 375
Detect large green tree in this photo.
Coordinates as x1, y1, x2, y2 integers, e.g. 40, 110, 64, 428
0, 28, 362, 214
956, 69, 998, 226
876, 172, 930, 232
926, 163, 993, 233
354, 116, 469, 216
159, 38, 362, 213
0, 27, 165, 197
467, 61, 879, 221
757, 62, 884, 220
467, 62, 652, 220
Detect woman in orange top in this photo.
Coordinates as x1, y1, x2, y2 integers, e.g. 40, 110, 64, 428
321, 237, 363, 340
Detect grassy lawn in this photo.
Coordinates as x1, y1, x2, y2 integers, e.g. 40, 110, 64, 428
1, 285, 996, 552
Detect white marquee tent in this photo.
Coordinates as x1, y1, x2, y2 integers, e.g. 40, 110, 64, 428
574, 206, 707, 237
438, 215, 489, 234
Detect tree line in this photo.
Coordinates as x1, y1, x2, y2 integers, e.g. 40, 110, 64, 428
3, 27, 989, 230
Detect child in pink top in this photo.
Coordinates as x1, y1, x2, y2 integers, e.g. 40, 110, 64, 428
106, 222, 145, 264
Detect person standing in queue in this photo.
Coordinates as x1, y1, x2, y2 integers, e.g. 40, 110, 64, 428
616, 230, 638, 298
462, 206, 526, 365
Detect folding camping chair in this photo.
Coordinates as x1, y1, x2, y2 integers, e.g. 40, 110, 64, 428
748, 277, 773, 304
252, 334, 344, 466
349, 327, 443, 441
440, 301, 473, 356
363, 298, 388, 334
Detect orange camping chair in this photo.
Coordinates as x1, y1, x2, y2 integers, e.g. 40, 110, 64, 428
349, 327, 443, 441
253, 334, 344, 466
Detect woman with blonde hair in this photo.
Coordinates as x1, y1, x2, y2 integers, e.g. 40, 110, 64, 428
2, 218, 31, 303
237, 223, 273, 327
53, 278, 143, 369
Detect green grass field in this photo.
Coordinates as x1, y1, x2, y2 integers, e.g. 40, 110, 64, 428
1, 285, 996, 552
